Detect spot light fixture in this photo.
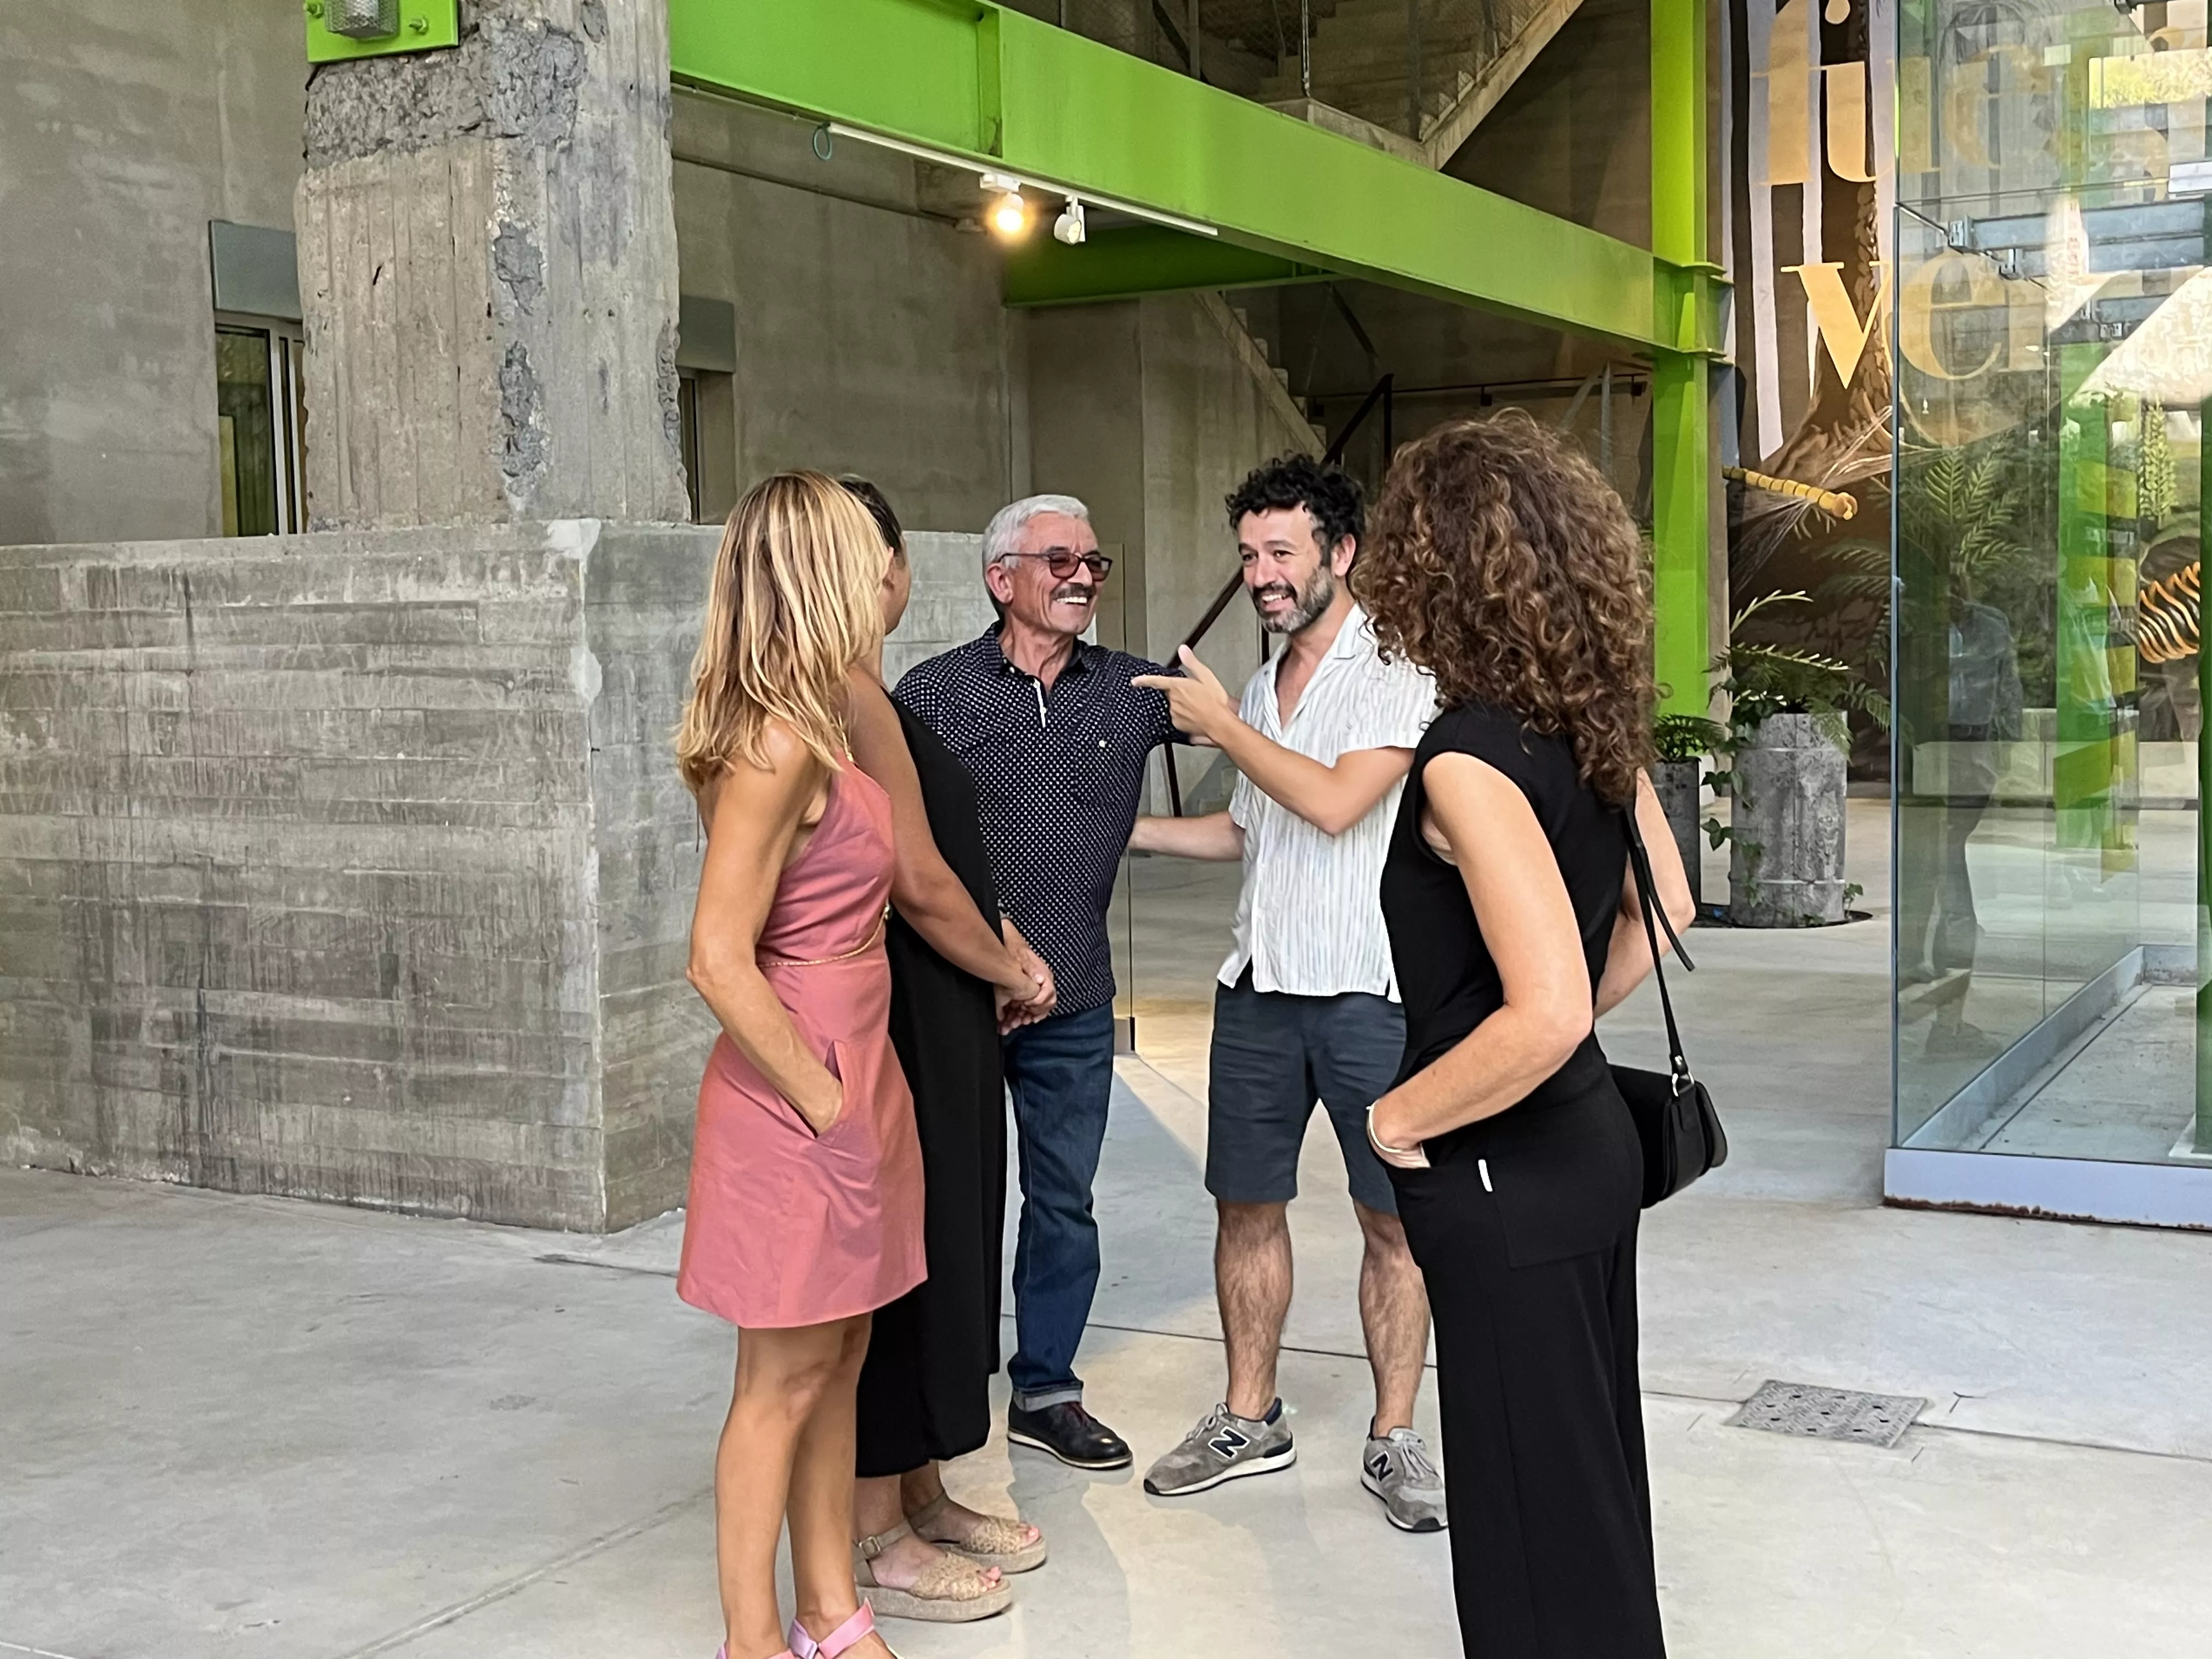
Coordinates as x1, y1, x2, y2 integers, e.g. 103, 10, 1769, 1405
1053, 197, 1087, 245
818, 122, 1219, 240
983, 173, 1030, 240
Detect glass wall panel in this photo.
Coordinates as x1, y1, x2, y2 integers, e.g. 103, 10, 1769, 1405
1895, 0, 2211, 1164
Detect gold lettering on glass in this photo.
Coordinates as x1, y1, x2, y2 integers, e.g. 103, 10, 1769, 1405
1899, 253, 2005, 382
1899, 55, 1934, 174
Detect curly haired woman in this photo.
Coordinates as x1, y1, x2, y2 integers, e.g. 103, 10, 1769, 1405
1358, 412, 1696, 1658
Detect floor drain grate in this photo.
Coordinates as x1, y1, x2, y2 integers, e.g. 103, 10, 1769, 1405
1726, 1380, 1927, 1448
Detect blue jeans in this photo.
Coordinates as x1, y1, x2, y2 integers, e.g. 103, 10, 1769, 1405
1001, 1002, 1116, 1409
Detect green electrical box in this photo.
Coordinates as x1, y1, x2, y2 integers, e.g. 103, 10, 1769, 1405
304, 0, 460, 65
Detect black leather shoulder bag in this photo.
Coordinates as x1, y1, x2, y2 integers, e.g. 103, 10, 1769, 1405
1611, 809, 1729, 1206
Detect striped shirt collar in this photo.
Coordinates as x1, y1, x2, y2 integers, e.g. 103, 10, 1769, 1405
1222, 604, 1438, 1000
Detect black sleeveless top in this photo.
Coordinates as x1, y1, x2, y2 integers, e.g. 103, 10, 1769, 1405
1379, 703, 1641, 1263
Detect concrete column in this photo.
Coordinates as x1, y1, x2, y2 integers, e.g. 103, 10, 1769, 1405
296, 0, 687, 527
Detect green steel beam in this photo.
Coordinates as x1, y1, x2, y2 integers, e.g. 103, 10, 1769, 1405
303, 0, 459, 64
667, 0, 1725, 353
1649, 0, 1708, 272
2054, 346, 2126, 855
1649, 355, 1710, 716
1003, 226, 1332, 307
1649, 0, 1713, 715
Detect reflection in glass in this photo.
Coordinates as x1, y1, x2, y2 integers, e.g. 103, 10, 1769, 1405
217, 326, 278, 538
1894, 0, 2208, 1166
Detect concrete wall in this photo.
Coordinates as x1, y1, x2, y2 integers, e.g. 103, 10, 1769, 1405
670, 94, 1019, 537
297, 0, 690, 528
0, 521, 721, 1231
1028, 293, 1323, 674
0, 0, 307, 545
885, 533, 996, 689
1443, 0, 1652, 247
1028, 304, 1149, 661
1028, 292, 1321, 803
582, 524, 722, 1229
1136, 295, 1324, 692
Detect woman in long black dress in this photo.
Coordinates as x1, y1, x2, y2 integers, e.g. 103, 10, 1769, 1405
839, 480, 1054, 1624
1356, 414, 1695, 1658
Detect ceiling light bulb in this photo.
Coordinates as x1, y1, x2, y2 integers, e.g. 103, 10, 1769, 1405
1053, 198, 1087, 245
988, 189, 1029, 239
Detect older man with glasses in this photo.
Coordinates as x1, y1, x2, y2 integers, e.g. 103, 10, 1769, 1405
896, 494, 1178, 1471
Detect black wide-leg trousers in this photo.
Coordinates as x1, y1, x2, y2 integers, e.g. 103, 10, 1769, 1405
1393, 1134, 1666, 1658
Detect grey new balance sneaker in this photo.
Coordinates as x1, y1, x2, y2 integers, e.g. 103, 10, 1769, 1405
1143, 1402, 1296, 1497
1363, 1426, 1448, 1532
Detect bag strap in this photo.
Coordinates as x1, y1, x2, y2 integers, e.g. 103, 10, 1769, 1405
1622, 803, 1695, 1085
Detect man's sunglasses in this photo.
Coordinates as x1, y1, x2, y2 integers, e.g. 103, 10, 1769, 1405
1007, 550, 1114, 581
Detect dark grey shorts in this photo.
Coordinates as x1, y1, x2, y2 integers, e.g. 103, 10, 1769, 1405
1206, 972, 1406, 1214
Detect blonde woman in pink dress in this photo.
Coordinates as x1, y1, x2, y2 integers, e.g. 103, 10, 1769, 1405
675, 470, 923, 1659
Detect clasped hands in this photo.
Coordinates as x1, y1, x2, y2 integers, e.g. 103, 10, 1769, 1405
996, 922, 1057, 1035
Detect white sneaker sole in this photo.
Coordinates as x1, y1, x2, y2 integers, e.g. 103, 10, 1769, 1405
1144, 1442, 1297, 1497
1362, 1467, 1448, 1532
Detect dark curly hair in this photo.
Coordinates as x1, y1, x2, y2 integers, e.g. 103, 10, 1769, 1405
1226, 453, 1364, 554
1356, 411, 1656, 806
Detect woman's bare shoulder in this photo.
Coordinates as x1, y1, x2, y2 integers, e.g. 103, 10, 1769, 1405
699, 722, 830, 819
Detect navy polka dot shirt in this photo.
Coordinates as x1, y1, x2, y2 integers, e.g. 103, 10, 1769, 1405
896, 626, 1178, 1016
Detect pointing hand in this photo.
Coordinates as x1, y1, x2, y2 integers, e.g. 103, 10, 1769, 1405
1132, 647, 1236, 746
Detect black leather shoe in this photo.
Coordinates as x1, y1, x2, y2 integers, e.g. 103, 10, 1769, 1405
1007, 1400, 1133, 1469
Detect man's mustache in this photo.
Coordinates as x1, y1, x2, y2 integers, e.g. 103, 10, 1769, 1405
1050, 584, 1096, 604
1250, 582, 1297, 605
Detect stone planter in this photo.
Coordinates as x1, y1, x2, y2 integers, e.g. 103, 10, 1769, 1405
1651, 759, 1704, 909
1728, 712, 1848, 926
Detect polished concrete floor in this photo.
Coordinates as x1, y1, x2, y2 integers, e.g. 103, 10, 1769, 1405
1974, 983, 2203, 1163
9, 802, 2212, 1658
1894, 802, 2199, 1143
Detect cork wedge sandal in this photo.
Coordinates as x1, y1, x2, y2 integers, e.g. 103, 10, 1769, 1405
851, 1521, 1013, 1623
906, 1491, 1049, 1575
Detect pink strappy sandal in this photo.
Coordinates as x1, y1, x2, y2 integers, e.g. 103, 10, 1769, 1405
713, 1647, 797, 1659
788, 1601, 891, 1659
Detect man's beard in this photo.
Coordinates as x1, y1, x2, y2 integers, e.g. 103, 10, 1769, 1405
1251, 565, 1338, 636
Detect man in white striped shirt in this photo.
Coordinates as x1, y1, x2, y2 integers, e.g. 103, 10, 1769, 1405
1129, 456, 1445, 1532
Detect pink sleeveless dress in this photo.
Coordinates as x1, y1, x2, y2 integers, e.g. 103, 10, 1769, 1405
677, 766, 926, 1329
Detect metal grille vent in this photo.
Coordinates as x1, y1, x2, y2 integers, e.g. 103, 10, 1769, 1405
1727, 1380, 1927, 1449
329, 0, 400, 40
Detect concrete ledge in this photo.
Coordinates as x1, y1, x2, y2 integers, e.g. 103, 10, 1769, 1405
1886, 1146, 2212, 1231
0, 520, 720, 1231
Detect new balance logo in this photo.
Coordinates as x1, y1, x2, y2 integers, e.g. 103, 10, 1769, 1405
1367, 1453, 1392, 1480
1208, 1425, 1250, 1460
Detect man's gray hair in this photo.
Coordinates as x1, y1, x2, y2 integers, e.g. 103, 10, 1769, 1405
983, 494, 1091, 572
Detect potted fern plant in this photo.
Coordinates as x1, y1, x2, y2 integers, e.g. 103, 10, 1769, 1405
1712, 593, 1888, 927
1652, 712, 1723, 909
